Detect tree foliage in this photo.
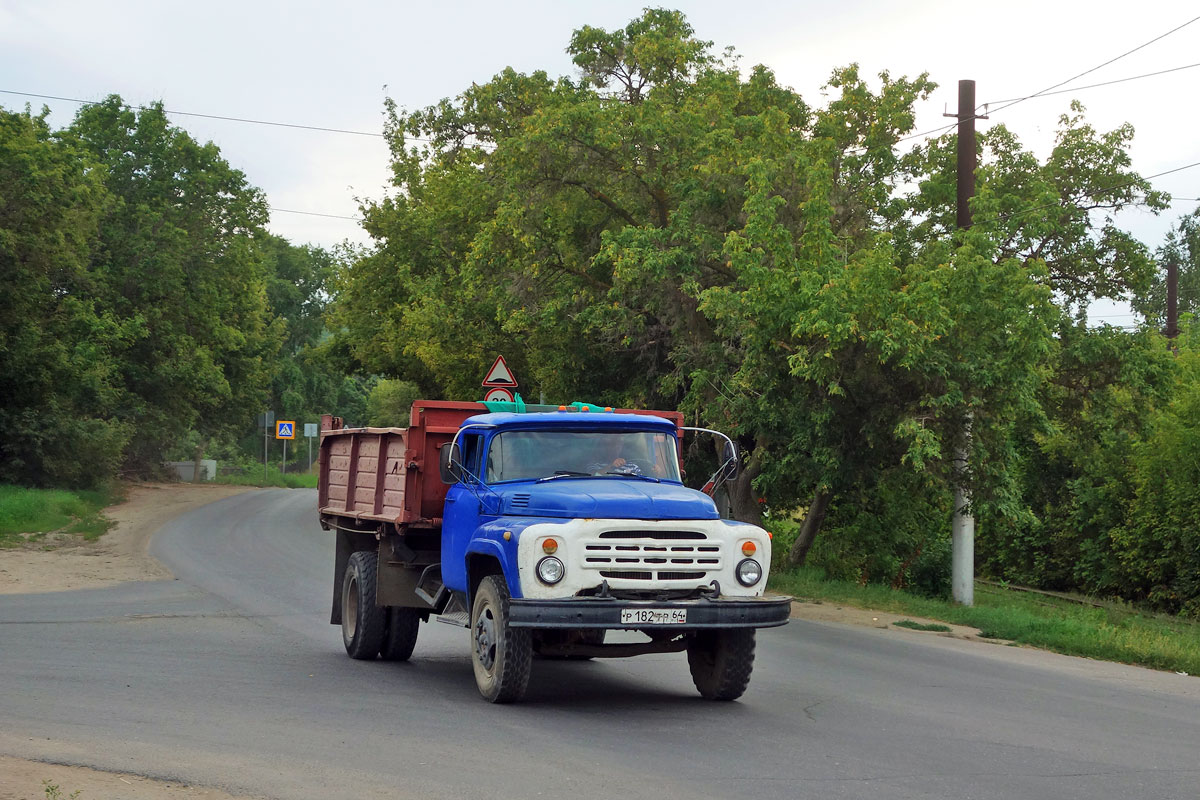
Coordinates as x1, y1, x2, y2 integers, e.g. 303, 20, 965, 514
63, 98, 280, 473
332, 9, 1077, 560
0, 108, 130, 487
0, 99, 339, 485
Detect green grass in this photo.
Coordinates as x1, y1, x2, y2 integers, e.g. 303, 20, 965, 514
0, 484, 119, 547
214, 465, 317, 489
771, 565, 1200, 676
893, 619, 953, 633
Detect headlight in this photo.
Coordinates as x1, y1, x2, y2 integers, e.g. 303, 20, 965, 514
735, 558, 762, 587
537, 556, 565, 585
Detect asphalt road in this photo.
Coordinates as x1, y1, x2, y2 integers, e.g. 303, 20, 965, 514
2, 489, 1199, 799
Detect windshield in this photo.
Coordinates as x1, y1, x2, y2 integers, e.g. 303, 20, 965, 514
485, 430, 681, 483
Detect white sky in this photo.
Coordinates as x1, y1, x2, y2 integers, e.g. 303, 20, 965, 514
3, 0, 1198, 325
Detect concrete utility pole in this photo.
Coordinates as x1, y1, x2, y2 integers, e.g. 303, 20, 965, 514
943, 79, 985, 606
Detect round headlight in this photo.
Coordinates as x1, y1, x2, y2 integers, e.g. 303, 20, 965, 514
537, 556, 565, 585
735, 558, 762, 587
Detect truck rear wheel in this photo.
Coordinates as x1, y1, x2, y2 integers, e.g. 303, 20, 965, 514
342, 551, 386, 659
471, 575, 531, 703
687, 629, 756, 701
380, 607, 421, 661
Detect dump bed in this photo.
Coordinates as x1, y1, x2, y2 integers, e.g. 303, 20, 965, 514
317, 400, 686, 533
318, 401, 485, 531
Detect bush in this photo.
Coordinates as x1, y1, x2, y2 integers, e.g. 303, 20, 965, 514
1112, 379, 1200, 616
366, 379, 421, 427
779, 468, 953, 596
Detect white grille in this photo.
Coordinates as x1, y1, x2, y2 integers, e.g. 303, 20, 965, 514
581, 530, 722, 580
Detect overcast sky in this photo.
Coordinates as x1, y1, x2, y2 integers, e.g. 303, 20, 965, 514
3, 0, 1198, 325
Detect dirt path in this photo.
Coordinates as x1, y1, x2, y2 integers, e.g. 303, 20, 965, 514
0, 483, 256, 595
788, 598, 1007, 643
0, 755, 260, 800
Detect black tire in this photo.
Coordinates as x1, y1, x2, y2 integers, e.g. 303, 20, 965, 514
380, 607, 421, 661
471, 575, 532, 703
687, 629, 756, 701
341, 551, 386, 660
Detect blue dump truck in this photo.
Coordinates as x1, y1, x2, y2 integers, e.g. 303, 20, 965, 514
318, 400, 790, 703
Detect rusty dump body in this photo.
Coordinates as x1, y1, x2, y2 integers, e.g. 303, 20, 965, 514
317, 400, 685, 535
318, 400, 481, 532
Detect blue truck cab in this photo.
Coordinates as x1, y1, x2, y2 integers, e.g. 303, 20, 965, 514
319, 403, 790, 703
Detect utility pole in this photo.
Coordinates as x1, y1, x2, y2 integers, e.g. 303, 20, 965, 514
1165, 250, 1180, 340
943, 79, 985, 606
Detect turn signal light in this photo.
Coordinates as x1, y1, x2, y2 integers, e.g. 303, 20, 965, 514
741, 541, 757, 556
542, 538, 559, 555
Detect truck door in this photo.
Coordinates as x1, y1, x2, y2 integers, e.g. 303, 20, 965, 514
441, 432, 484, 593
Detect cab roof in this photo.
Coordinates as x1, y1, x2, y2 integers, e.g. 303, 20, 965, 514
462, 411, 678, 432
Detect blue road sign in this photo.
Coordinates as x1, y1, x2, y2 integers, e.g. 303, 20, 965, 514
276, 421, 295, 439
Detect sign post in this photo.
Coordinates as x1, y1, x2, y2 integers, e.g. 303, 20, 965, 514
305, 422, 318, 472
276, 420, 295, 475
259, 411, 274, 486
482, 355, 518, 403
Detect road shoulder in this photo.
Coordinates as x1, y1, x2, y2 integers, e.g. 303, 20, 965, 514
0, 483, 257, 595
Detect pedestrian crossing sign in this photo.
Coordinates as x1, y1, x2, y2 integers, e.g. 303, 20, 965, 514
276, 420, 296, 439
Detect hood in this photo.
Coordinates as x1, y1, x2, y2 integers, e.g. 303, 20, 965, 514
496, 479, 719, 520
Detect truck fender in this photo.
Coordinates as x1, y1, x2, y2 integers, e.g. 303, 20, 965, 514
465, 540, 520, 607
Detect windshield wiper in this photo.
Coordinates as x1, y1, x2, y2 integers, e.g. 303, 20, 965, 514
603, 472, 661, 482
536, 470, 592, 483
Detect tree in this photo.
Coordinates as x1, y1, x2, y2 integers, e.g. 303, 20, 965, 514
898, 102, 1168, 314
1136, 205, 1200, 326
0, 106, 130, 487
64, 97, 280, 475
366, 379, 422, 426
332, 11, 1158, 574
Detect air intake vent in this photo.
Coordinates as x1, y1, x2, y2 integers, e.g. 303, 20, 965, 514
509, 493, 531, 508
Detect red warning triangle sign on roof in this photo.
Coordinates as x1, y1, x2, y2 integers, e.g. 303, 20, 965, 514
482, 355, 517, 387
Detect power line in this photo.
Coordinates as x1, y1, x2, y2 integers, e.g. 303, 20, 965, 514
983, 61, 1200, 105
992, 160, 1200, 223
269, 207, 362, 222
0, 87, 436, 142
890, 15, 1200, 148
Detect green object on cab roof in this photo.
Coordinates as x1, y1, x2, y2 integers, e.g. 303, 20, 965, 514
481, 394, 611, 414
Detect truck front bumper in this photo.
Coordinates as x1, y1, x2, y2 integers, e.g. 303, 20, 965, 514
507, 594, 792, 630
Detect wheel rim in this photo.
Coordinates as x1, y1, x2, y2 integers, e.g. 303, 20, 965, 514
343, 574, 359, 640
474, 604, 497, 671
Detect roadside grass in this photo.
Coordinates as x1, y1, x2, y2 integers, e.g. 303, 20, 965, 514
771, 565, 1200, 676
893, 619, 953, 633
0, 484, 119, 548
214, 465, 317, 489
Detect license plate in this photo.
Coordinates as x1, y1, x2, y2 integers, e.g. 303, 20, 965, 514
620, 608, 687, 625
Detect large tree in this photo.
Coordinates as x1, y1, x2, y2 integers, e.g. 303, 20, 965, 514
64, 97, 280, 474
0, 107, 130, 487
332, 10, 1158, 565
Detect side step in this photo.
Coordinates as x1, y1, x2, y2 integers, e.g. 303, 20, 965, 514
414, 564, 449, 610
435, 592, 469, 628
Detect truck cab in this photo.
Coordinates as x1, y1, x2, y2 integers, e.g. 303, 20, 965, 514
319, 401, 789, 703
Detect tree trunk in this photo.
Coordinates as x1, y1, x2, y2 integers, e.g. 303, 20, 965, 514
191, 438, 208, 483
788, 487, 832, 566
726, 439, 765, 526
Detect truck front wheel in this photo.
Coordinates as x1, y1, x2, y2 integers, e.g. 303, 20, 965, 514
341, 551, 386, 659
470, 575, 532, 703
687, 629, 756, 701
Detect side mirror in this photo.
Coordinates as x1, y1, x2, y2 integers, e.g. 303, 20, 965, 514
439, 442, 463, 484
721, 440, 739, 480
